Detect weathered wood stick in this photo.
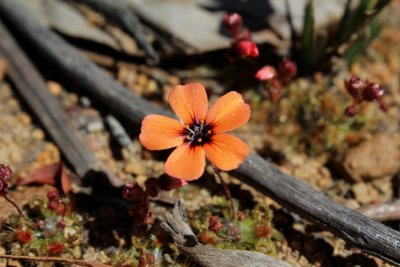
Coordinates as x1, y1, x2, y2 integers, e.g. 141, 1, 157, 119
0, 21, 98, 179
161, 201, 292, 267
70, 0, 159, 64
357, 200, 400, 222
237, 155, 400, 265
0, 0, 169, 123
0, 254, 111, 267
0, 0, 399, 264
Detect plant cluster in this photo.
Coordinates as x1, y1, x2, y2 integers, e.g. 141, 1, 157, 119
255, 59, 298, 102
1, 190, 85, 258
224, 13, 259, 61
344, 75, 387, 116
190, 197, 280, 255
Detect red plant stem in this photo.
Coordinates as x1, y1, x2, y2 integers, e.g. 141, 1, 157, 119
2, 195, 33, 226
211, 165, 236, 220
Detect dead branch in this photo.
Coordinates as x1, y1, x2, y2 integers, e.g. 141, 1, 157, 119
70, 0, 159, 64
358, 200, 400, 222
0, 19, 122, 186
0, 0, 400, 264
0, 21, 97, 178
161, 201, 292, 267
0, 254, 111, 267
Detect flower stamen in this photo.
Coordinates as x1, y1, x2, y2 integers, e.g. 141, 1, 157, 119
184, 121, 211, 146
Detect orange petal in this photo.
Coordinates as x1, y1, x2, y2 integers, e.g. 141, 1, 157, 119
165, 143, 206, 181
139, 114, 185, 150
206, 91, 250, 133
168, 83, 208, 125
204, 133, 250, 171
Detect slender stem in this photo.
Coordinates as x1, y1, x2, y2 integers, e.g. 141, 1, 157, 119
2, 195, 32, 225
211, 165, 236, 220
0, 254, 111, 267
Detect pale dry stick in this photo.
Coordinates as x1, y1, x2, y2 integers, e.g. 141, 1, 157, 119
1, 0, 400, 264
358, 200, 400, 222
161, 200, 292, 267
0, 254, 111, 267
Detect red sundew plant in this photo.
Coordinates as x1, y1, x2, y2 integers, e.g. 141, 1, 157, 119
139, 83, 251, 181
123, 175, 190, 225
344, 75, 388, 117
0, 164, 12, 196
255, 59, 297, 102
16, 229, 32, 244
208, 215, 223, 232
46, 189, 67, 230
123, 181, 153, 225
0, 164, 32, 224
47, 242, 65, 255
223, 13, 259, 61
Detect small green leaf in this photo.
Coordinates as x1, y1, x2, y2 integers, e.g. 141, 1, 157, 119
302, 0, 315, 55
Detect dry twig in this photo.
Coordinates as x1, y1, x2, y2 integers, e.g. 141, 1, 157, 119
0, 254, 111, 267
0, 19, 122, 186
161, 200, 292, 267
71, 0, 159, 64
358, 200, 400, 222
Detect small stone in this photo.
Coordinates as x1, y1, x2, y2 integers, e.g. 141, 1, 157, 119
19, 113, 32, 126
144, 79, 158, 96
137, 73, 148, 87
80, 96, 91, 107
86, 120, 104, 133
67, 93, 79, 105
167, 75, 180, 85
345, 199, 360, 209
343, 133, 400, 181
163, 253, 174, 264
32, 129, 45, 140
352, 182, 380, 205
47, 81, 62, 96
124, 162, 146, 175
10, 150, 22, 163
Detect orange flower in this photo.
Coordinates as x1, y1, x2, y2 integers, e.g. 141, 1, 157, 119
139, 83, 251, 181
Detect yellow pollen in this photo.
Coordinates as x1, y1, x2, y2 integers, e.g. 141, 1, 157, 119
186, 135, 191, 140
197, 138, 202, 143
207, 130, 212, 134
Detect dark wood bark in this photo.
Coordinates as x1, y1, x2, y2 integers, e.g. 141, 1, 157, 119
0, 0, 399, 264
237, 155, 400, 265
0, 0, 170, 124
0, 20, 98, 178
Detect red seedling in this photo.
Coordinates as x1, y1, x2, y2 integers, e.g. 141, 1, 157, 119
344, 75, 387, 117
256, 59, 297, 102
47, 242, 65, 255
208, 215, 223, 232
223, 13, 259, 61
16, 229, 32, 244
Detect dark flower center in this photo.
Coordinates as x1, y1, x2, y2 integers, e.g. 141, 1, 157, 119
184, 121, 212, 146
